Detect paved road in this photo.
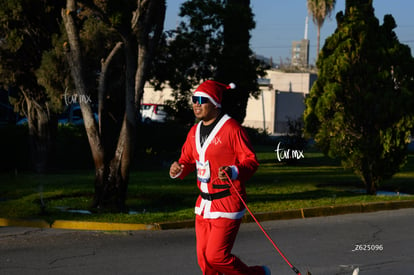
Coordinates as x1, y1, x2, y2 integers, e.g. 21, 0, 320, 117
1, 208, 413, 275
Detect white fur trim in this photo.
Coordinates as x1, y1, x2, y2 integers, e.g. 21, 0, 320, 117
195, 204, 246, 219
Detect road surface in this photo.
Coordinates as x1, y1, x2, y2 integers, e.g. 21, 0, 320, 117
1, 208, 413, 275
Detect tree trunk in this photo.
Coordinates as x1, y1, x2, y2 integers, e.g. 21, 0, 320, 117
22, 90, 55, 173
364, 176, 378, 195
362, 162, 377, 195
316, 25, 321, 59
62, 1, 107, 209
62, 0, 165, 212
93, 41, 127, 211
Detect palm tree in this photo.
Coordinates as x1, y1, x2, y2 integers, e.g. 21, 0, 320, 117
307, 0, 336, 59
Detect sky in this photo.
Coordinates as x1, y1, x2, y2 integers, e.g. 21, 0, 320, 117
164, 0, 414, 65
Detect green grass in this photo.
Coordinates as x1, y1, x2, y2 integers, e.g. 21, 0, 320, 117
1, 147, 413, 224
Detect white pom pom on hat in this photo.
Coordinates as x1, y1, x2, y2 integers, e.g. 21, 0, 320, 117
194, 80, 236, 107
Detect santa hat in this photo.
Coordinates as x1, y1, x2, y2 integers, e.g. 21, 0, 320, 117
193, 80, 236, 107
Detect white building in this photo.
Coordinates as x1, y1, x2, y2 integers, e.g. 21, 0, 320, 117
243, 70, 316, 134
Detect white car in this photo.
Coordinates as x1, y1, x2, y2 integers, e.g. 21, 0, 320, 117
140, 103, 171, 123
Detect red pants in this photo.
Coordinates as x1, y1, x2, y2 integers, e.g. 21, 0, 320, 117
195, 215, 265, 275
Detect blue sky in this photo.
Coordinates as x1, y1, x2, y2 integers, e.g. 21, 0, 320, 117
164, 0, 414, 65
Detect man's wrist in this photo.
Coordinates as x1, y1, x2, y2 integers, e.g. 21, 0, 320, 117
229, 165, 238, 180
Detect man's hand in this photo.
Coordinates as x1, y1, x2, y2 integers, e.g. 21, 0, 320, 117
169, 161, 184, 178
218, 166, 232, 181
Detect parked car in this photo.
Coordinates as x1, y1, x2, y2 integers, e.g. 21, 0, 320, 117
16, 104, 98, 126
16, 117, 28, 125
58, 104, 98, 126
140, 103, 173, 124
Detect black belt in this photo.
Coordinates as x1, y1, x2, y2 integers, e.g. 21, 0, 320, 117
200, 189, 231, 201
212, 184, 230, 189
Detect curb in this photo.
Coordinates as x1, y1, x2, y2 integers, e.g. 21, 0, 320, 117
0, 218, 158, 231
52, 220, 158, 231
242, 200, 414, 223
1, 200, 414, 231
157, 200, 414, 229
0, 218, 50, 229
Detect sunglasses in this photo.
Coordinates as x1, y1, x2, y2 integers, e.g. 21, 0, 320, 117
192, 96, 210, 104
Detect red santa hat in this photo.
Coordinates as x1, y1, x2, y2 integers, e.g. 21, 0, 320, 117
193, 80, 236, 107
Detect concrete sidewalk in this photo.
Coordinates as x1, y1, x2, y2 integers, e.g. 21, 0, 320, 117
1, 199, 414, 231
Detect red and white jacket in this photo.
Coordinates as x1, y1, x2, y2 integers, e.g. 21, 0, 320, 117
176, 115, 259, 219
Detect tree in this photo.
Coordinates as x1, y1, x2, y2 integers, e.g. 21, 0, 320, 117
307, 0, 336, 59
304, 0, 414, 194
62, 0, 165, 212
150, 0, 225, 125
217, 0, 265, 123
151, 0, 267, 124
0, 0, 65, 172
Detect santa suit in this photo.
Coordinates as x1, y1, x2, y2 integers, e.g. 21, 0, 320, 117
176, 114, 263, 275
